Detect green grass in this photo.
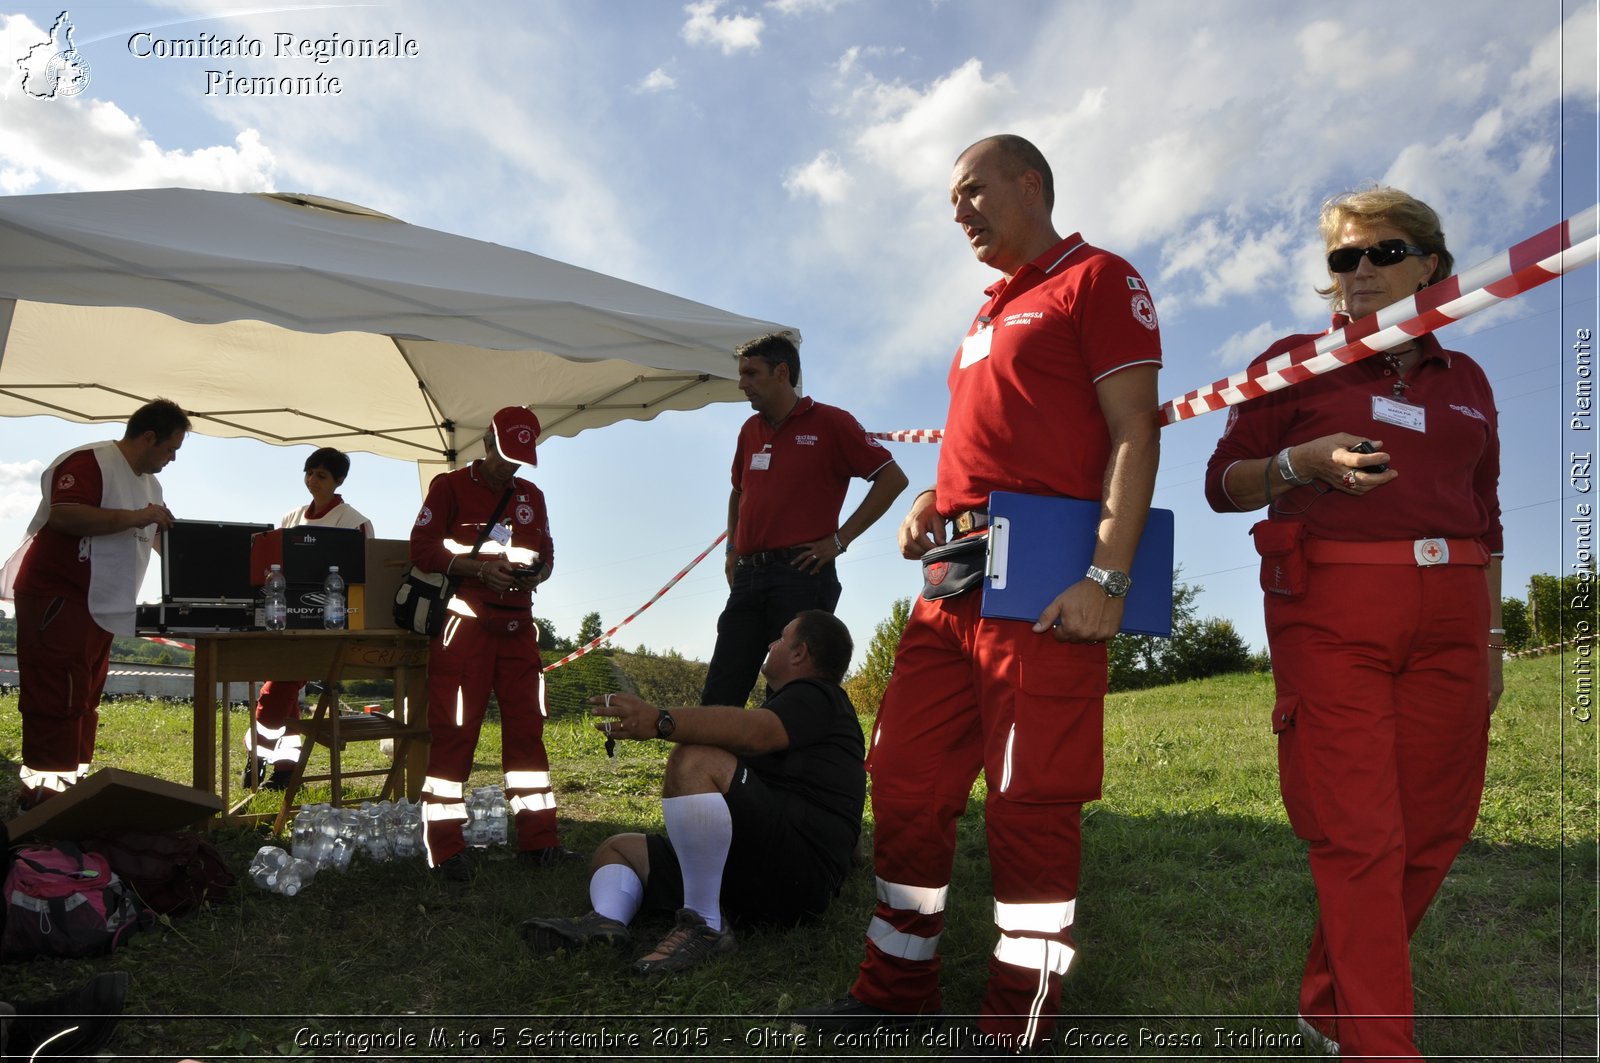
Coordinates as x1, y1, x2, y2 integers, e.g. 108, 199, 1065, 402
0, 654, 1590, 1060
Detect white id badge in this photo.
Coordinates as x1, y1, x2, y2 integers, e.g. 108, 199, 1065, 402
750, 452, 772, 471
489, 522, 512, 546
1371, 395, 1426, 433
958, 325, 993, 369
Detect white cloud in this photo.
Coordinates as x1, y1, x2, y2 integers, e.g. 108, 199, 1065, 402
638, 67, 677, 93
0, 460, 44, 522
784, 150, 852, 203
682, 1, 763, 55
768, 0, 852, 14
0, 14, 276, 193
1209, 321, 1288, 372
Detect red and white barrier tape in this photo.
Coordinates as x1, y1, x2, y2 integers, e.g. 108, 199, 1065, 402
1160, 204, 1600, 424
869, 429, 943, 443
143, 636, 195, 652
543, 532, 728, 673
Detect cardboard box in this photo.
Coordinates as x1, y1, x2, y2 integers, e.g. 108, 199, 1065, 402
250, 526, 366, 586
363, 539, 413, 631
5, 767, 223, 841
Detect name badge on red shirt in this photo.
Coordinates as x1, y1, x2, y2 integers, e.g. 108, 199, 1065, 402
1372, 395, 1426, 433
958, 325, 993, 369
750, 452, 772, 471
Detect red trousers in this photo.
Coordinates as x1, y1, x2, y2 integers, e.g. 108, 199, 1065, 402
250, 681, 305, 767
849, 590, 1106, 1049
14, 593, 113, 793
1268, 560, 1489, 1061
420, 611, 557, 865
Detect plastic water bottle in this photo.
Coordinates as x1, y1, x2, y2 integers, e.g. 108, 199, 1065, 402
264, 565, 288, 632
322, 566, 346, 629
248, 845, 290, 890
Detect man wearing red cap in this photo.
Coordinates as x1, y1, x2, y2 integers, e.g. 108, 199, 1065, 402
409, 406, 576, 877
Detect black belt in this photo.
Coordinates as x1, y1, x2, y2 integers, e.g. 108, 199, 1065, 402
950, 509, 990, 534
736, 546, 809, 567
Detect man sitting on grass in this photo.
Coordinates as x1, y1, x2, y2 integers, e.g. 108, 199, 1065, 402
522, 609, 865, 974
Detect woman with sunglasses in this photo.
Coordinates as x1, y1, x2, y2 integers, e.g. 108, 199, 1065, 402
1203, 187, 1502, 1060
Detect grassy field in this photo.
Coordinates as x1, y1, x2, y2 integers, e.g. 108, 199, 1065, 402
0, 652, 1591, 1061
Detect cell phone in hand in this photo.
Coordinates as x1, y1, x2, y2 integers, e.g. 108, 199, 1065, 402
1351, 440, 1388, 474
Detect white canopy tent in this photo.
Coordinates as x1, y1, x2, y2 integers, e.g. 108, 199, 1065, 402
0, 188, 794, 485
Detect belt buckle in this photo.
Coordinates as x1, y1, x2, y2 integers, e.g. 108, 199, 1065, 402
954, 511, 988, 535
1413, 538, 1449, 566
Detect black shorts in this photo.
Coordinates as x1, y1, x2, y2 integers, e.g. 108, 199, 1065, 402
642, 761, 852, 928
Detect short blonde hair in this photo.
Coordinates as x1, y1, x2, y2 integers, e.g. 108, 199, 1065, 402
1315, 186, 1453, 311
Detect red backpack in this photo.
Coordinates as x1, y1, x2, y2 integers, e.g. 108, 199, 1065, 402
1, 842, 149, 960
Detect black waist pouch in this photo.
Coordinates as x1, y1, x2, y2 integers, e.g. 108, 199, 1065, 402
920, 534, 987, 602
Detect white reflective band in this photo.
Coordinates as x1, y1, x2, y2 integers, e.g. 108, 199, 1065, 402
422, 802, 468, 823
422, 777, 464, 800
876, 878, 949, 915
992, 934, 1074, 976
447, 598, 478, 618
74, 764, 90, 780
454, 686, 465, 728
1000, 723, 1016, 793
443, 541, 539, 565
510, 792, 557, 814
253, 723, 287, 741
19, 767, 74, 792
537, 670, 548, 719
866, 916, 941, 961
994, 898, 1075, 933
442, 614, 463, 646
504, 770, 552, 790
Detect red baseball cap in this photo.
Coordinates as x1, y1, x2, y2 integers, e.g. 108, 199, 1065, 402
490, 406, 541, 466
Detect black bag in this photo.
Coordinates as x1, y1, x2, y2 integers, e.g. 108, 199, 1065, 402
393, 486, 516, 636
393, 566, 454, 636
919, 534, 988, 601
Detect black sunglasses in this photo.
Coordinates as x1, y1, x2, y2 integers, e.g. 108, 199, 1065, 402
1327, 239, 1430, 274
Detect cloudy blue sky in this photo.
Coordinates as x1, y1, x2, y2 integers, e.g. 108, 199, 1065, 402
0, 0, 1595, 663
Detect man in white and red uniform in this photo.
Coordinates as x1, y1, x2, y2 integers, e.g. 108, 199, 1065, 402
800, 135, 1162, 1052
0, 399, 188, 807
410, 406, 576, 878
246, 446, 376, 789
701, 331, 907, 707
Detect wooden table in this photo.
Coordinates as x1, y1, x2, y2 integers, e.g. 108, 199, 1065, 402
190, 629, 430, 824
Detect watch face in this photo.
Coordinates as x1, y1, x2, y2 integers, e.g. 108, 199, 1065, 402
656, 710, 675, 738
1103, 571, 1132, 598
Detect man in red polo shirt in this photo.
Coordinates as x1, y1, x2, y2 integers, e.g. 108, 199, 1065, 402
799, 134, 1162, 1052
700, 331, 907, 708
1, 399, 187, 807
410, 406, 577, 879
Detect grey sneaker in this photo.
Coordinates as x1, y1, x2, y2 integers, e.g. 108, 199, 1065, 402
522, 910, 631, 954
633, 908, 736, 975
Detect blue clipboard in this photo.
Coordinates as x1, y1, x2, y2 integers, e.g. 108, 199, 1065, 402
980, 492, 1175, 637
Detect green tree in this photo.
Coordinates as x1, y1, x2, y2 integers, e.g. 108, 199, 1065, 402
844, 597, 911, 715
531, 616, 572, 653
1168, 617, 1253, 682
576, 611, 604, 647
1501, 597, 1531, 654
1527, 565, 1598, 648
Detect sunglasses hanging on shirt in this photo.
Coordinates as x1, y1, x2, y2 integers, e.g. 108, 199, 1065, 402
1326, 238, 1430, 274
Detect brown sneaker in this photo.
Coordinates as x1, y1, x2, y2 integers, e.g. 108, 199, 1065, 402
633, 908, 736, 975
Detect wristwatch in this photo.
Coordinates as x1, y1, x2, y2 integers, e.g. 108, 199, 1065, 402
1085, 565, 1132, 598
655, 709, 676, 739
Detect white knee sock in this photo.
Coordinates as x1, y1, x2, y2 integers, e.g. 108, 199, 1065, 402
662, 793, 732, 932
589, 863, 644, 926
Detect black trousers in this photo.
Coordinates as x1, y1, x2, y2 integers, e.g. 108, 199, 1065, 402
699, 558, 841, 707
